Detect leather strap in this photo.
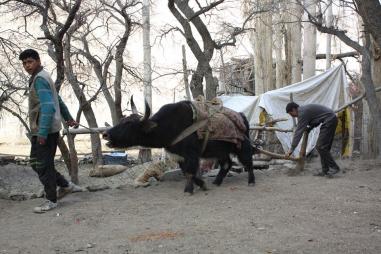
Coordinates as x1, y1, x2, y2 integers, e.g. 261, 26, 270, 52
170, 119, 208, 146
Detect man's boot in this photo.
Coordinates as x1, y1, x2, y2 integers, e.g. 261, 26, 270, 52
313, 171, 327, 177
326, 167, 340, 178
314, 166, 329, 176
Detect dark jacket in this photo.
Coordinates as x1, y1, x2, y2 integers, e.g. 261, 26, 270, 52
290, 104, 336, 151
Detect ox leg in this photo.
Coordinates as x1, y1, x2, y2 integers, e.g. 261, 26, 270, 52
213, 158, 232, 186
184, 173, 194, 195
180, 157, 199, 195
193, 176, 207, 191
238, 140, 255, 186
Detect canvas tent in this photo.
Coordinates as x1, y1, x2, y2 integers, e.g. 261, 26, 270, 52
219, 64, 351, 156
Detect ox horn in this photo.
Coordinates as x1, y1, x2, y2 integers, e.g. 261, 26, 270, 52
130, 95, 138, 115
141, 99, 151, 122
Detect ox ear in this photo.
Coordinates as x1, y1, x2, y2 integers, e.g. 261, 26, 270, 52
130, 95, 138, 115
141, 120, 157, 133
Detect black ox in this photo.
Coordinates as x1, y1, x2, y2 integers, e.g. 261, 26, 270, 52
103, 98, 255, 194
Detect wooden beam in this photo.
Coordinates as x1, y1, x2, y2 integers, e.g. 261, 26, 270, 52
315, 51, 359, 60
63, 127, 110, 135
256, 148, 299, 161
250, 126, 293, 132
261, 117, 288, 126
335, 86, 381, 113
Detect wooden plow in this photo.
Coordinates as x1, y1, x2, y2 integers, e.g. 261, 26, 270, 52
249, 115, 309, 175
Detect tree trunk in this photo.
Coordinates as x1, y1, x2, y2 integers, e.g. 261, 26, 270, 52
169, 0, 217, 100
368, 38, 381, 157
361, 50, 381, 158
64, 36, 103, 166
288, 2, 302, 83
140, 0, 152, 163
58, 136, 72, 174
66, 132, 79, 184
182, 45, 192, 100
302, 0, 317, 79
274, 7, 286, 89
325, 0, 333, 70
284, 26, 292, 85
204, 65, 217, 100
253, 0, 273, 94
354, 0, 381, 51
190, 64, 205, 98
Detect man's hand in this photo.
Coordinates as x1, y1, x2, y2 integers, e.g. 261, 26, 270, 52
285, 150, 293, 158
66, 119, 79, 128
37, 136, 46, 145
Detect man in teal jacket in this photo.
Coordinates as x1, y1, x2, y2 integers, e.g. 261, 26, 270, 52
19, 49, 81, 213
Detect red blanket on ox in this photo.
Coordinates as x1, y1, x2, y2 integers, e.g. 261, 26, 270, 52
193, 99, 247, 148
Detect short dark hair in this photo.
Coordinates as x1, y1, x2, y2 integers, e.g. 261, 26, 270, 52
19, 49, 40, 61
286, 102, 299, 113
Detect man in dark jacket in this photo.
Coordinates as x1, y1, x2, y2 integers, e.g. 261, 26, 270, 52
20, 49, 81, 213
285, 102, 340, 177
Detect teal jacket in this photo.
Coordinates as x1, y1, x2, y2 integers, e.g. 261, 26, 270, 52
34, 77, 73, 138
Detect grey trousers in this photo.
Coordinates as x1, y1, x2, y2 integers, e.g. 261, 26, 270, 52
316, 116, 340, 173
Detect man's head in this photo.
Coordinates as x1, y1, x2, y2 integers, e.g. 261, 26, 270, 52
19, 49, 41, 75
286, 102, 299, 117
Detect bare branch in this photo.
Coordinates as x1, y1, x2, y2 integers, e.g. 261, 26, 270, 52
188, 0, 224, 21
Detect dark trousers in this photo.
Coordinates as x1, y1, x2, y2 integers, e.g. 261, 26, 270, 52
316, 116, 340, 173
30, 132, 68, 202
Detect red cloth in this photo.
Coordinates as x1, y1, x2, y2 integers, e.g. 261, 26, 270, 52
193, 99, 247, 148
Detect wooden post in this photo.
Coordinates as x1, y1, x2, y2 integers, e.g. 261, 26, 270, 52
289, 130, 309, 176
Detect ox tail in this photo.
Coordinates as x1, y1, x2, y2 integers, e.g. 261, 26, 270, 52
239, 112, 250, 137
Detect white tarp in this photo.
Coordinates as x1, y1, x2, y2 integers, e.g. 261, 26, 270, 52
220, 64, 349, 156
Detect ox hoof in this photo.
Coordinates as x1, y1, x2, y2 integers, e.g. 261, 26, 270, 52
200, 184, 208, 191
248, 182, 255, 187
212, 180, 222, 186
184, 191, 193, 196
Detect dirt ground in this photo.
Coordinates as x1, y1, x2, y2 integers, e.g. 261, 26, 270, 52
0, 159, 380, 254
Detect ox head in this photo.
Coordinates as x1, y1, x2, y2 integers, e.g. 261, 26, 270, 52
102, 96, 157, 148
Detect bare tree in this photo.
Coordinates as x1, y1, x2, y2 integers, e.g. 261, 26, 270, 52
63, 12, 104, 166
0, 0, 83, 182
72, 0, 140, 125
304, 0, 381, 158
354, 0, 381, 51
168, 0, 248, 100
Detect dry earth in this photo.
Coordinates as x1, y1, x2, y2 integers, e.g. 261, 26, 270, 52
0, 159, 381, 254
